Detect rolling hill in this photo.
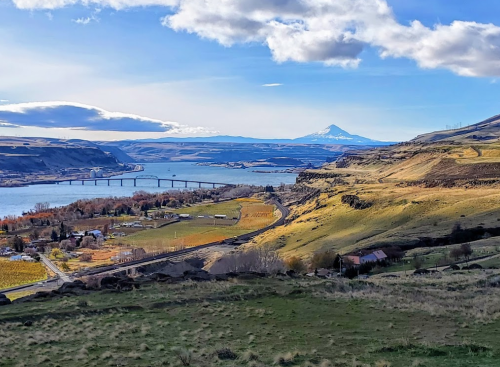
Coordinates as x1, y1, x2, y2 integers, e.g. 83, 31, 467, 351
251, 114, 500, 258
412, 114, 500, 143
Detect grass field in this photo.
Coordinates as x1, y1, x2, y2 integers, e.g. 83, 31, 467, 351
121, 199, 276, 251
0, 260, 47, 290
1, 273, 500, 366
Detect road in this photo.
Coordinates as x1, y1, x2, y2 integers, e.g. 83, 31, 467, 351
40, 254, 71, 283
1, 199, 290, 298
80, 199, 290, 278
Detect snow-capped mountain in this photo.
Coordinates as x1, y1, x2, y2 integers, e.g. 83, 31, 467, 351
133, 124, 393, 146
293, 124, 386, 145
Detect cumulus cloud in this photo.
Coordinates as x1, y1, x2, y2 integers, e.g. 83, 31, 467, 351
9, 0, 500, 76
0, 101, 206, 133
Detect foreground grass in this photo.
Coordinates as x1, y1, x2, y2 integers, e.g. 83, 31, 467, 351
1, 273, 500, 366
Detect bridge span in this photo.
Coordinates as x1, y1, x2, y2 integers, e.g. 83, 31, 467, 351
56, 175, 235, 189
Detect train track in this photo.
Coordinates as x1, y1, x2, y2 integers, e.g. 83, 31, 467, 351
79, 200, 290, 277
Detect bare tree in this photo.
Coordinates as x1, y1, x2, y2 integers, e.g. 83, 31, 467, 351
210, 245, 284, 274
33, 202, 50, 213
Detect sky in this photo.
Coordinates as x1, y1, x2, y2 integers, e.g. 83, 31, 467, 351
1, 0, 500, 142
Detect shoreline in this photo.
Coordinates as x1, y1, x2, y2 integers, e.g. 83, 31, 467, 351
0, 165, 144, 188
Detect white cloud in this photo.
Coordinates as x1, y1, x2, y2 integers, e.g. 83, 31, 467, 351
262, 83, 282, 87
46, 12, 53, 20
0, 100, 9, 103
73, 7, 100, 24
0, 101, 213, 133
11, 0, 500, 76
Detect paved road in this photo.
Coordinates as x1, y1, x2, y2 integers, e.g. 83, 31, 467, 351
80, 199, 290, 278
1, 200, 290, 297
40, 254, 71, 283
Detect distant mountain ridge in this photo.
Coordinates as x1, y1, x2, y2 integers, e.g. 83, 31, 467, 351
412, 114, 500, 143
134, 124, 393, 146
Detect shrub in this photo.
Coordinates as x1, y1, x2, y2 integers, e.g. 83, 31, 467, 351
215, 347, 237, 360
80, 253, 92, 262
210, 245, 284, 274
310, 250, 338, 270
285, 257, 307, 273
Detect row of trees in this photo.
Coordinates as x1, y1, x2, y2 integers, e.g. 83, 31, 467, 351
1, 186, 258, 233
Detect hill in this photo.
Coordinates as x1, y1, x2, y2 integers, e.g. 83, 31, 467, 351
252, 121, 500, 257
0, 137, 135, 187
2, 273, 499, 367
101, 140, 364, 165
412, 114, 500, 143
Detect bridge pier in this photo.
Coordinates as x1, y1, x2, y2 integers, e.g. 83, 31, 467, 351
185, 181, 188, 188
120, 179, 123, 187
199, 182, 202, 188
158, 179, 161, 188
69, 181, 72, 185
82, 180, 84, 185
134, 179, 137, 187
213, 183, 216, 189
171, 181, 174, 188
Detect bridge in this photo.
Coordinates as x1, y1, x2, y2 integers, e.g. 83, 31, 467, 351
56, 175, 234, 189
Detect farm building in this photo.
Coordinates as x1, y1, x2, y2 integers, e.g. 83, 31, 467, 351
214, 215, 227, 219
178, 214, 191, 219
346, 250, 387, 265
88, 230, 103, 238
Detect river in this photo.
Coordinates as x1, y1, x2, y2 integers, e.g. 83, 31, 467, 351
0, 163, 298, 217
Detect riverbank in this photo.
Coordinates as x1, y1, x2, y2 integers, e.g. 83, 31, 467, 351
0, 164, 144, 188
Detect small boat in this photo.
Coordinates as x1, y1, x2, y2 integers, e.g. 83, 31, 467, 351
172, 174, 176, 177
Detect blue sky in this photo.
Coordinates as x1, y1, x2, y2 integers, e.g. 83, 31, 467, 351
1, 0, 500, 141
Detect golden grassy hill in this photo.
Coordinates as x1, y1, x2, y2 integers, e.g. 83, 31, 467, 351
252, 142, 500, 259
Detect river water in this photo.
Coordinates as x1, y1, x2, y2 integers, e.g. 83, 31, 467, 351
0, 163, 298, 217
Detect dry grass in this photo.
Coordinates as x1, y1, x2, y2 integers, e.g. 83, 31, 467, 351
0, 261, 47, 290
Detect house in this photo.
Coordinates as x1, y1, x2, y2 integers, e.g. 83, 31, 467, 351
88, 230, 103, 238
346, 255, 361, 265
9, 255, 22, 261
214, 215, 227, 219
345, 250, 388, 265
178, 214, 191, 219
372, 250, 388, 261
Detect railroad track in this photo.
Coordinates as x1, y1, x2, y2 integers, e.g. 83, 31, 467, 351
79, 199, 290, 277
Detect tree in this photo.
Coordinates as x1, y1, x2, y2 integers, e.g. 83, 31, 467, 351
103, 223, 109, 236
81, 236, 95, 248
29, 229, 40, 241
461, 243, 473, 268
310, 250, 338, 270
461, 243, 473, 260
33, 202, 50, 213
285, 256, 307, 274
450, 247, 463, 261
51, 229, 59, 243
412, 254, 424, 270
59, 222, 67, 241
60, 262, 70, 272
9, 236, 25, 253
51, 248, 63, 259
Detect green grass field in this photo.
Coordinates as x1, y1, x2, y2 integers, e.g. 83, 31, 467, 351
1, 273, 500, 366
121, 200, 276, 251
